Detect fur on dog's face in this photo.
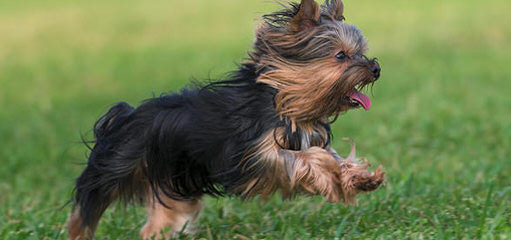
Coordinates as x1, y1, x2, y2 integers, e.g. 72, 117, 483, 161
251, 0, 381, 122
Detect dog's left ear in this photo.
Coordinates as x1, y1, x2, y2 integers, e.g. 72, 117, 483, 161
326, 0, 345, 21
290, 0, 321, 32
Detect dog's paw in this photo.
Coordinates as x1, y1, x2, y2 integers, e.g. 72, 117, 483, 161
338, 161, 385, 204
352, 165, 385, 192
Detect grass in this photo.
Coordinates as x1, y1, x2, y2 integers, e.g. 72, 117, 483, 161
0, 0, 510, 239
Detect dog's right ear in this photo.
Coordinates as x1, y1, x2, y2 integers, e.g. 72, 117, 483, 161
326, 0, 345, 21
290, 0, 321, 32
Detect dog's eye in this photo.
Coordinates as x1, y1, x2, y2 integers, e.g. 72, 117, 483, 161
335, 51, 348, 61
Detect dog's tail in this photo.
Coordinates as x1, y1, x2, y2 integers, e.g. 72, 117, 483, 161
69, 102, 145, 239
93, 102, 134, 138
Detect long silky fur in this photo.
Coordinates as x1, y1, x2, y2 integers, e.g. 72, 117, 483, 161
70, 0, 381, 235
72, 63, 299, 230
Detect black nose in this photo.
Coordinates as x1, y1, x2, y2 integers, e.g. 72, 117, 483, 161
370, 64, 381, 80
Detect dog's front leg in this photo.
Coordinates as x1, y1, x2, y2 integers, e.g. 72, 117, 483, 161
280, 146, 384, 204
279, 146, 344, 202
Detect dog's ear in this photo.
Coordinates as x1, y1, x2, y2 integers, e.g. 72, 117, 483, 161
326, 0, 345, 21
290, 0, 321, 32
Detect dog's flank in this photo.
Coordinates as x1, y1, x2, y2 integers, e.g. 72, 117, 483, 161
68, 0, 384, 239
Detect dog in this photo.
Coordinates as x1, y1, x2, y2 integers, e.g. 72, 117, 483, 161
68, 0, 384, 239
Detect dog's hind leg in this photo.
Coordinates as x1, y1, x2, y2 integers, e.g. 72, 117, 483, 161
140, 193, 203, 240
68, 205, 102, 240
68, 165, 118, 240
67, 206, 86, 240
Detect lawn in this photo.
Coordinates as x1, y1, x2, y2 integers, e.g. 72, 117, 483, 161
0, 0, 510, 239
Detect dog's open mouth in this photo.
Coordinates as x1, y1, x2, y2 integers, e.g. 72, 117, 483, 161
347, 89, 371, 111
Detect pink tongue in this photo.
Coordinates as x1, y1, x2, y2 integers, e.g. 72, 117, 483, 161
348, 90, 372, 111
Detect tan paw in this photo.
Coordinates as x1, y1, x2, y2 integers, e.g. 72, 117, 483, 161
352, 165, 385, 192
338, 161, 385, 204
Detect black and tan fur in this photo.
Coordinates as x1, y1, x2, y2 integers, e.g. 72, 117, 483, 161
68, 0, 384, 239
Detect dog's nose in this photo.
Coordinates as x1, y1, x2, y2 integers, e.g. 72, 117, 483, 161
370, 64, 381, 80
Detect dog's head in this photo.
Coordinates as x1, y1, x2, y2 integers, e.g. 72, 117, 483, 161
251, 0, 380, 123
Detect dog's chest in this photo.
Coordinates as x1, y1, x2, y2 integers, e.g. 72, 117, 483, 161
282, 123, 330, 150
300, 129, 326, 149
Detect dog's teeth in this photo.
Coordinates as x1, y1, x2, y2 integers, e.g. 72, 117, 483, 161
348, 99, 358, 105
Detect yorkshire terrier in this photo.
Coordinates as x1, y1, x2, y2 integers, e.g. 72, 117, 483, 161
68, 0, 385, 239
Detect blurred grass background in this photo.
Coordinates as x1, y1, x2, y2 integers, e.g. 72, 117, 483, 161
0, 0, 510, 239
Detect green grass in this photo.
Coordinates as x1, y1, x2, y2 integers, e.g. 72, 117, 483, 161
1, 0, 510, 239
